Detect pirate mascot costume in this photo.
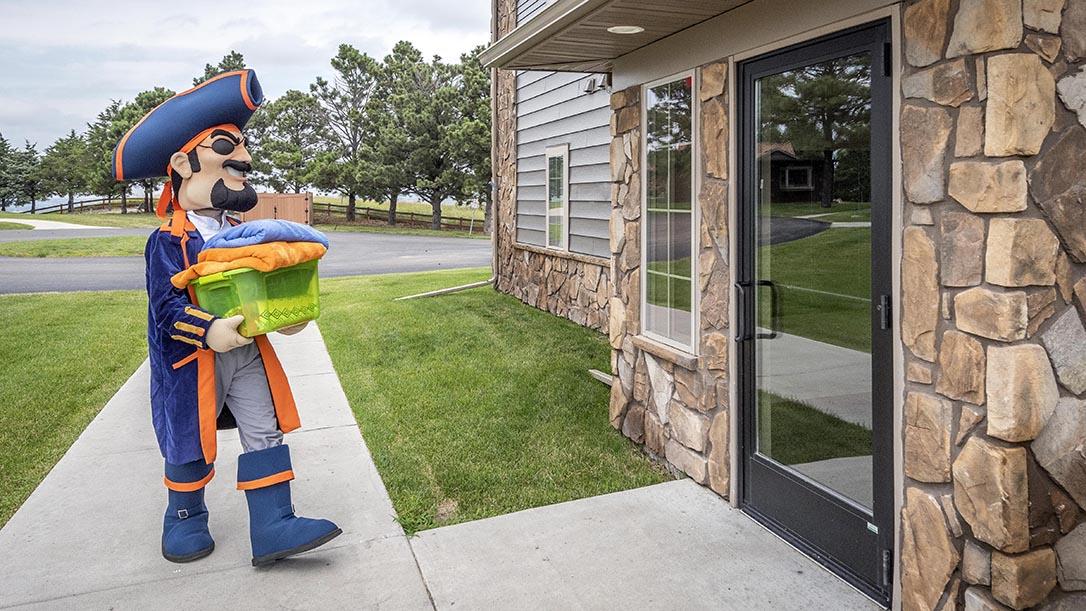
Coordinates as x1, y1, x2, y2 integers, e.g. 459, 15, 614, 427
114, 69, 340, 565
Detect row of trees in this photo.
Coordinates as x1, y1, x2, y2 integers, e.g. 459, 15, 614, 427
249, 41, 491, 228
0, 43, 492, 230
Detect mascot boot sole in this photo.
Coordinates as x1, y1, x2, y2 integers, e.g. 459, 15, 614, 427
251, 527, 342, 567
162, 540, 215, 563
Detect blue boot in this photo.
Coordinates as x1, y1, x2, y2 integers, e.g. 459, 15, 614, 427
162, 460, 215, 563
238, 445, 341, 566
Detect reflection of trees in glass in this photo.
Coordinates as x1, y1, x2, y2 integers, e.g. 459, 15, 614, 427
646, 77, 692, 152
759, 54, 871, 207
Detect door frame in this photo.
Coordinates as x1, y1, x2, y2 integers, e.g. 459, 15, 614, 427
733, 18, 896, 606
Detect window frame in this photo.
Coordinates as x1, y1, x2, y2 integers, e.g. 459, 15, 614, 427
640, 69, 699, 354
782, 165, 814, 190
544, 143, 570, 251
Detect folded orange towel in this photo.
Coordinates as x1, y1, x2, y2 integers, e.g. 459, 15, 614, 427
171, 241, 327, 289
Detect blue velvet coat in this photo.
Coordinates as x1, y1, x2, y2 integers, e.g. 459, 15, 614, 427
146, 210, 300, 466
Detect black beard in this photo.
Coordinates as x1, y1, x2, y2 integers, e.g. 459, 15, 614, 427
210, 179, 258, 212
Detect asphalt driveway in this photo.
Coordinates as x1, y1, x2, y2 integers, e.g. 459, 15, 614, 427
0, 230, 492, 293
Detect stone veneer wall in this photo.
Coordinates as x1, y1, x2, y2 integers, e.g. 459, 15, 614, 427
607, 63, 732, 498
491, 0, 611, 332
899, 1, 1086, 609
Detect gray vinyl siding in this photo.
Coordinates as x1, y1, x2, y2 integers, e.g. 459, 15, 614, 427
515, 69, 611, 258
516, 0, 553, 26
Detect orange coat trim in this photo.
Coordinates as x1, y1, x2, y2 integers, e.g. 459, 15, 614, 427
171, 351, 199, 370
237, 469, 294, 490
256, 335, 301, 433
164, 467, 215, 492
196, 349, 218, 464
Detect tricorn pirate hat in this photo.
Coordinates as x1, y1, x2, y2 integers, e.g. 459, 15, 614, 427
112, 69, 263, 182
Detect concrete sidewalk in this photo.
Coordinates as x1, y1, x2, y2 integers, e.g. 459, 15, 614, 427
411, 479, 876, 610
0, 325, 432, 609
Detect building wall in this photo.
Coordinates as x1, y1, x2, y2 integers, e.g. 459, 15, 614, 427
494, 0, 612, 331
604, 2, 1086, 609
897, 1, 1086, 609
514, 70, 612, 257
497, 0, 1086, 608
515, 0, 552, 26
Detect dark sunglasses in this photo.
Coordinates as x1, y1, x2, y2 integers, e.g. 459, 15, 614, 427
198, 137, 246, 156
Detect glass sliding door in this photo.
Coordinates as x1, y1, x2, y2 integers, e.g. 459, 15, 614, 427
736, 21, 893, 605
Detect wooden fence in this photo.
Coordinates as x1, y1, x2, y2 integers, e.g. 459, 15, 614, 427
22, 197, 485, 234
312, 201, 483, 232
33, 198, 130, 215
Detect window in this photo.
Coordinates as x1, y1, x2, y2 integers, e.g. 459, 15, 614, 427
782, 165, 813, 190
545, 144, 569, 249
643, 73, 695, 349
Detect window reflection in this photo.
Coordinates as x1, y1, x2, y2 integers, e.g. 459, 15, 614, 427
753, 53, 875, 509
644, 75, 694, 347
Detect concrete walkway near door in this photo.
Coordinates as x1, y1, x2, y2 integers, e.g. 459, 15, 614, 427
411, 479, 877, 610
0, 324, 433, 609
0, 324, 876, 610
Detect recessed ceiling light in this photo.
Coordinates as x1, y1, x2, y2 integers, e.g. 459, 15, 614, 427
607, 25, 644, 34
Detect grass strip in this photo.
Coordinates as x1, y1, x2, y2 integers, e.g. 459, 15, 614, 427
0, 236, 147, 258
320, 268, 669, 533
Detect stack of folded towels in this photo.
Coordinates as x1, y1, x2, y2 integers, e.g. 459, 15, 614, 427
171, 219, 330, 289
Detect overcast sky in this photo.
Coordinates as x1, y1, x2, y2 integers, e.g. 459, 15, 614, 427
0, 0, 490, 148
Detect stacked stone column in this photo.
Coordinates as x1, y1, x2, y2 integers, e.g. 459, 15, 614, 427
607, 62, 732, 498
900, 1, 1086, 609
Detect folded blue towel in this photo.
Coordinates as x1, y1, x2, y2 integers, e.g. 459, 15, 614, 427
203, 219, 330, 250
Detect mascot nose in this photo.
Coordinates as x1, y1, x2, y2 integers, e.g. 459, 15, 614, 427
224, 159, 252, 173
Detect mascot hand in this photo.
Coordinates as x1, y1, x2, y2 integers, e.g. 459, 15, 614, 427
277, 322, 309, 336
206, 315, 253, 352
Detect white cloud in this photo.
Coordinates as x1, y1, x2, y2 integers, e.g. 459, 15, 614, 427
0, 0, 489, 146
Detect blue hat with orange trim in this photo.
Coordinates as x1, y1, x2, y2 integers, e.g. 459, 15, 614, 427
112, 69, 263, 182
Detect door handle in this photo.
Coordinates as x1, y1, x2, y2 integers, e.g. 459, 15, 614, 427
757, 280, 780, 340
734, 282, 752, 342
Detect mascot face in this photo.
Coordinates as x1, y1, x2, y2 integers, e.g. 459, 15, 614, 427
168, 126, 258, 213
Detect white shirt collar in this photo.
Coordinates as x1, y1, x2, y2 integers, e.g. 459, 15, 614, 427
187, 210, 229, 242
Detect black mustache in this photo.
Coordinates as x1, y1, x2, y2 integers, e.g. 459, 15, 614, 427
223, 159, 252, 173
210, 178, 258, 212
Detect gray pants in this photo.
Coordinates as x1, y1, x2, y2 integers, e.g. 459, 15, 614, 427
215, 342, 283, 453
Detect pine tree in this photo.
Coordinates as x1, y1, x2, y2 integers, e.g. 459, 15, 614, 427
194, 51, 247, 86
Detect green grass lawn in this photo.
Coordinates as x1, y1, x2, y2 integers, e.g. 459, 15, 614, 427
1, 269, 664, 531
319, 268, 670, 533
0, 290, 147, 527
0, 211, 162, 228
759, 227, 871, 352
759, 391, 872, 465
0, 236, 147, 258
0, 221, 31, 230
313, 196, 484, 220
760, 201, 871, 219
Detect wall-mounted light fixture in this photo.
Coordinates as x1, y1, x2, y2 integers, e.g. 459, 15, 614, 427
584, 76, 611, 94
607, 25, 644, 34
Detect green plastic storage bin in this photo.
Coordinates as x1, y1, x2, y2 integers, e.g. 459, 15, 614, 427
191, 259, 320, 337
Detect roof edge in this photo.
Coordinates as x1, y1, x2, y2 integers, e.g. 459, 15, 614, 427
481, 0, 611, 69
